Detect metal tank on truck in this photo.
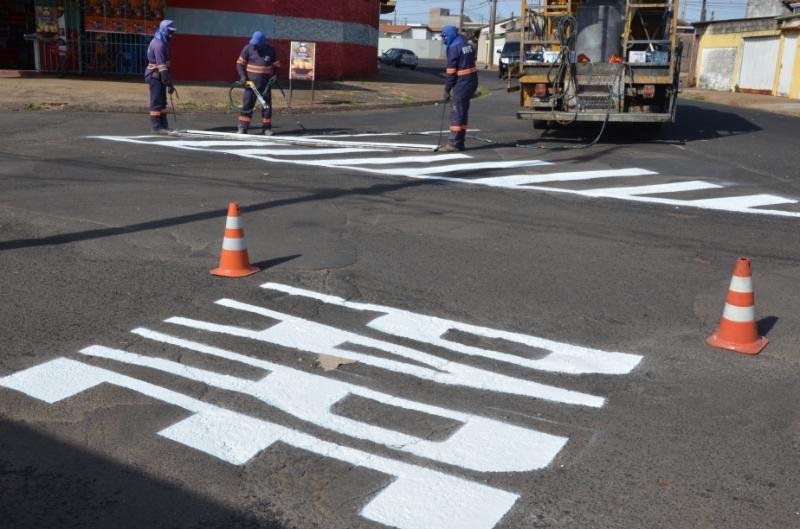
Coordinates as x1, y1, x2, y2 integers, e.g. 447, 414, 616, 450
514, 0, 682, 130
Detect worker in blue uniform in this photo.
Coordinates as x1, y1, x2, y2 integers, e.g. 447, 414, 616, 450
439, 25, 478, 152
144, 20, 176, 133
236, 31, 281, 135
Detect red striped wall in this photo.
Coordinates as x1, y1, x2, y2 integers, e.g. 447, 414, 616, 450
166, 0, 379, 27
171, 35, 377, 81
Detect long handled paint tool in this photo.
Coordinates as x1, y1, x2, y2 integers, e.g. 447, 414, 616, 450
433, 98, 448, 152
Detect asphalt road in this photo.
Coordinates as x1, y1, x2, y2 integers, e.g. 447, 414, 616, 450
1, 66, 799, 529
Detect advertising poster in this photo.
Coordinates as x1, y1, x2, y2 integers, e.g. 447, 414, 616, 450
35, 6, 59, 38
289, 41, 316, 81
84, 0, 164, 35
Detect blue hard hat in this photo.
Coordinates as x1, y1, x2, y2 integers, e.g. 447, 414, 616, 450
441, 25, 458, 45
159, 19, 176, 33
250, 31, 266, 46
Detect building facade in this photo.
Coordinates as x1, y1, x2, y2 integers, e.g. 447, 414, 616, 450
1, 0, 389, 80
691, 13, 800, 99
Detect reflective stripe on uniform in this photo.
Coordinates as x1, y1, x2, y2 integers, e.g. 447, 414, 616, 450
149, 111, 161, 116
239, 115, 252, 123
246, 64, 274, 74
222, 237, 247, 251
446, 68, 457, 74
457, 67, 477, 75
262, 118, 272, 124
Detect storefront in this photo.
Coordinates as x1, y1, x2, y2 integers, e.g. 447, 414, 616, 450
1, 1, 383, 80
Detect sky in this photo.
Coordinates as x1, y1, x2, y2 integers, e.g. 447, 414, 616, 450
387, 1, 750, 26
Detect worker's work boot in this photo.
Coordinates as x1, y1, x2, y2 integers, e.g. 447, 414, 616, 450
261, 128, 273, 136
438, 144, 464, 153
236, 127, 248, 135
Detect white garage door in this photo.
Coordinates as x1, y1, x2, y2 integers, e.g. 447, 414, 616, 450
778, 34, 798, 97
739, 36, 780, 93
699, 47, 737, 91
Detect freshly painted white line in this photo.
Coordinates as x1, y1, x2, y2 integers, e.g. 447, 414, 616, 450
166, 301, 606, 407
213, 147, 387, 156
688, 194, 798, 209
85, 339, 566, 472
299, 153, 470, 166
728, 276, 753, 293
580, 180, 722, 197
262, 282, 643, 376
0, 358, 518, 529
370, 160, 552, 177
722, 303, 756, 322
469, 168, 657, 188
180, 130, 437, 151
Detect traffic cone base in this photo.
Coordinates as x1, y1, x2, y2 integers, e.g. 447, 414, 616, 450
706, 333, 767, 356
707, 257, 767, 355
210, 202, 260, 278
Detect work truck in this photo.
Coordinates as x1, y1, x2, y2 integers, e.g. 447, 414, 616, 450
515, 0, 681, 129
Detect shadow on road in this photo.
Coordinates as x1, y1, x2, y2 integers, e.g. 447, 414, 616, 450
757, 316, 779, 337
0, 179, 438, 252
0, 419, 283, 529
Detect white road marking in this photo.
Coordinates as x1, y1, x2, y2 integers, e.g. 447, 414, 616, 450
0, 358, 518, 529
581, 180, 723, 197
83, 338, 567, 473
688, 194, 798, 209
262, 282, 642, 375
181, 130, 437, 151
167, 300, 607, 408
294, 153, 470, 166
470, 168, 657, 188
90, 135, 800, 219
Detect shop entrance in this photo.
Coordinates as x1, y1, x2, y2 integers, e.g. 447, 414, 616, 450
0, 0, 36, 70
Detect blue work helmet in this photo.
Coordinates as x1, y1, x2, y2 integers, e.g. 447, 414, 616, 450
155, 19, 176, 42
250, 31, 266, 46
441, 25, 458, 46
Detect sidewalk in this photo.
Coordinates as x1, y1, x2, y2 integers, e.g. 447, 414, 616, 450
681, 87, 800, 118
0, 66, 444, 114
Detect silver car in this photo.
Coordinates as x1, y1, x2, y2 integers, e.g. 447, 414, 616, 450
380, 48, 418, 70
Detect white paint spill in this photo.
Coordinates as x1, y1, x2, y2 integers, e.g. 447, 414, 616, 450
166, 301, 607, 408
83, 337, 567, 472
261, 282, 642, 376
0, 357, 518, 529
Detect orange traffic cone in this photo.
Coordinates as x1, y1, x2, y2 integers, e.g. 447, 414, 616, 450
210, 202, 259, 278
706, 257, 767, 355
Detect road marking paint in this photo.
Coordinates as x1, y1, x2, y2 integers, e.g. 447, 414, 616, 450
688, 194, 798, 210
262, 282, 642, 375
83, 338, 567, 472
180, 130, 437, 151
470, 168, 657, 188
0, 357, 519, 529
580, 180, 722, 197
166, 300, 607, 408
91, 135, 800, 219
298, 153, 470, 166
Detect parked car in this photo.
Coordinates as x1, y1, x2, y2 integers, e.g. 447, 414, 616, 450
379, 48, 418, 70
497, 42, 521, 78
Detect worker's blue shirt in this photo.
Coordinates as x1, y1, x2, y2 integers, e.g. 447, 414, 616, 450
145, 37, 172, 86
236, 43, 281, 83
444, 35, 477, 93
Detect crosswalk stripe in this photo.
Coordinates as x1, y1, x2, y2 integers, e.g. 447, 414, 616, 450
215, 147, 387, 156
688, 194, 798, 209
581, 180, 722, 197
301, 153, 470, 166
370, 159, 552, 177
470, 168, 657, 188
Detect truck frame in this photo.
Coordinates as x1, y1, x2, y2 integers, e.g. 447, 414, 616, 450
516, 0, 681, 127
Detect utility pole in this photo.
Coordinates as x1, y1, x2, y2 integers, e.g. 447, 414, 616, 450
700, 0, 707, 22
488, 0, 498, 68
458, 0, 466, 32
